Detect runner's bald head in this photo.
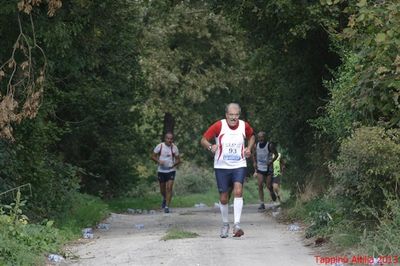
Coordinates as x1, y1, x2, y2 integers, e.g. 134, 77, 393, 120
257, 131, 266, 138
257, 131, 266, 143
225, 103, 241, 115
164, 132, 174, 145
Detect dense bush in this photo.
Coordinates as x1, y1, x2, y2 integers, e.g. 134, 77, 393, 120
173, 163, 215, 195
0, 122, 81, 221
330, 126, 400, 219
312, 52, 358, 142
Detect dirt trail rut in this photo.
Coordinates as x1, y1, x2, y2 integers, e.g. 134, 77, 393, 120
65, 204, 317, 266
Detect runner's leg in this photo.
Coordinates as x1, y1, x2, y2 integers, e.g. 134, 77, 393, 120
272, 176, 281, 202
266, 174, 276, 201
232, 167, 246, 237
159, 174, 166, 208
233, 182, 243, 224
257, 172, 265, 208
165, 179, 174, 207
219, 191, 229, 222
215, 169, 232, 237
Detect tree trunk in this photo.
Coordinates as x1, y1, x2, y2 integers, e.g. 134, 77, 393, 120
162, 112, 175, 140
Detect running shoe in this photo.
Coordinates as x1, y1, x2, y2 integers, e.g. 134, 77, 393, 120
233, 223, 244, 237
161, 199, 166, 209
164, 207, 170, 213
258, 203, 266, 210
220, 223, 229, 238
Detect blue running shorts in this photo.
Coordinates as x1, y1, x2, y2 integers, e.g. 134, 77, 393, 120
215, 167, 247, 193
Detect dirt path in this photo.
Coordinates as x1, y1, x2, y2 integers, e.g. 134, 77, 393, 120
64, 204, 317, 266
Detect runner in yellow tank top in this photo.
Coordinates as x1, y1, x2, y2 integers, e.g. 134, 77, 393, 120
270, 143, 285, 203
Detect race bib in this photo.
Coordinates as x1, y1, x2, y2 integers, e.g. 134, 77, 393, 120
222, 143, 242, 161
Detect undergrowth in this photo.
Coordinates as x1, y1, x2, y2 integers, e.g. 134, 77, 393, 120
0, 191, 109, 265
284, 194, 400, 256
0, 190, 64, 265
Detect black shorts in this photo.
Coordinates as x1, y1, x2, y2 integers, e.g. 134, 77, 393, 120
272, 175, 280, 184
158, 171, 176, 183
256, 166, 273, 176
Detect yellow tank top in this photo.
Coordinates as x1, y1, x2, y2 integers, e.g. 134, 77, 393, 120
273, 153, 281, 175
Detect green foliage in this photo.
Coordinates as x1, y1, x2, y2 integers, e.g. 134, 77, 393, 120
57, 193, 109, 233
285, 195, 365, 251
140, 1, 247, 105
209, 0, 340, 193
0, 191, 64, 266
174, 163, 215, 195
286, 196, 338, 224
330, 126, 400, 219
39, 0, 148, 197
316, 1, 400, 137
1, 2, 398, 257
328, 219, 364, 251
211, 0, 324, 44
0, 118, 80, 221
360, 199, 400, 255
285, 126, 400, 251
312, 52, 358, 142
303, 197, 338, 238
338, 1, 400, 127
138, 0, 250, 162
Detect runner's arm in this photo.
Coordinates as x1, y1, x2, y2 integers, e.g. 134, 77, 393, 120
201, 136, 217, 153
244, 122, 255, 158
151, 144, 163, 165
201, 121, 221, 153
173, 156, 181, 168
247, 134, 255, 152
151, 152, 161, 165
252, 146, 257, 170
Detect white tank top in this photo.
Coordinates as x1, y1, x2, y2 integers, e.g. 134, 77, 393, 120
153, 143, 179, 173
214, 119, 247, 169
256, 142, 270, 171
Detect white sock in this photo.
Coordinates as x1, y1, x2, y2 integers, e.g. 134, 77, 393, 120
234, 197, 243, 224
219, 202, 229, 224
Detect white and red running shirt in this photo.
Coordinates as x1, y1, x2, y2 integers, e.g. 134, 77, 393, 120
203, 119, 253, 169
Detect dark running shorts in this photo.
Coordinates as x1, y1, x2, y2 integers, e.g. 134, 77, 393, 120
256, 166, 274, 176
272, 175, 280, 184
158, 171, 176, 183
214, 167, 247, 193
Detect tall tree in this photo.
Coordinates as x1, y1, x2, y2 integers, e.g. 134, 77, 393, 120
40, 0, 148, 197
138, 0, 250, 161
